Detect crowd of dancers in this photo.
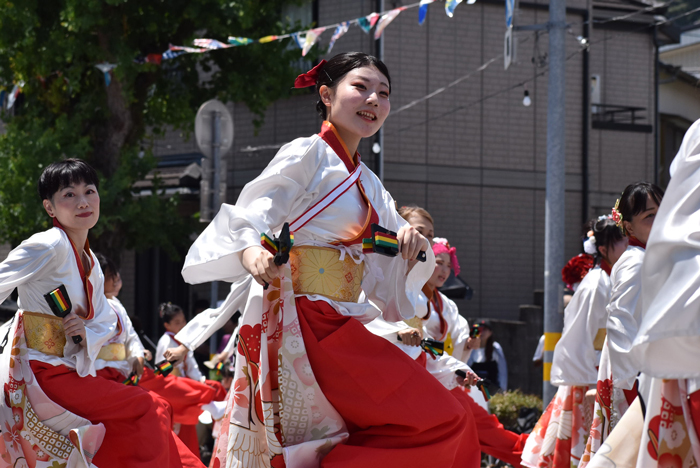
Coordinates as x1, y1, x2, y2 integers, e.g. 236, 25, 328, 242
0, 50, 697, 468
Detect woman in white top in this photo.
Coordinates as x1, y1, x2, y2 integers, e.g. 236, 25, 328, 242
523, 216, 627, 468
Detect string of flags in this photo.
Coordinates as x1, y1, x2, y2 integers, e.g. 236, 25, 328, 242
160, 0, 476, 62
1, 0, 476, 98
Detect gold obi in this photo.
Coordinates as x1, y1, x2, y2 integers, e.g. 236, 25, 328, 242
593, 328, 607, 351
289, 246, 364, 303
97, 343, 126, 361
23, 311, 67, 357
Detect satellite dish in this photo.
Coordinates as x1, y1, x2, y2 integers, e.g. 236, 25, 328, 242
194, 100, 234, 158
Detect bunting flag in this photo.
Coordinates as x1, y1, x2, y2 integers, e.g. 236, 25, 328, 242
259, 35, 278, 43
358, 12, 380, 33
6, 82, 23, 110
418, 0, 434, 25
328, 22, 349, 53
302, 27, 326, 56
289, 32, 303, 49
445, 0, 464, 17
228, 36, 254, 46
94, 63, 116, 86
193, 38, 231, 50
162, 49, 185, 60
374, 8, 405, 39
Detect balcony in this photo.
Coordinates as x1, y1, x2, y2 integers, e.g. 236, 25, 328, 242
592, 104, 653, 133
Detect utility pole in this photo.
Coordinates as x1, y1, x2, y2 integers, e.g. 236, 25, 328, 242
209, 110, 221, 356
543, 0, 567, 405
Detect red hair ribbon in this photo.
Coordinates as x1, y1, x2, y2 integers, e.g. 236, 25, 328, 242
293, 60, 327, 88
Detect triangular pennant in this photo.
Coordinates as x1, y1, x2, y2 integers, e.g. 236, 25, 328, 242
162, 49, 185, 60
6, 82, 23, 109
290, 32, 304, 49
302, 27, 326, 56
169, 44, 207, 54
418, 0, 434, 25
94, 64, 116, 87
357, 12, 380, 33
228, 36, 254, 46
193, 38, 230, 50
374, 8, 404, 39
328, 22, 350, 53
258, 35, 278, 43
445, 0, 463, 17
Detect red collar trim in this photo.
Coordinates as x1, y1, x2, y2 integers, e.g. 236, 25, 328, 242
428, 287, 447, 338
600, 259, 612, 276
53, 219, 95, 319
165, 331, 182, 346
628, 236, 646, 250
319, 121, 357, 171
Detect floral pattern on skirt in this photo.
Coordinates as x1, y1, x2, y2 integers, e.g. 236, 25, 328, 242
522, 385, 593, 468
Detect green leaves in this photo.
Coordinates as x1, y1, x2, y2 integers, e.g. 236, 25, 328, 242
0, 0, 310, 259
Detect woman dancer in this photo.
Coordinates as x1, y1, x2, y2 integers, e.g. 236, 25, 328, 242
523, 216, 627, 468
166, 53, 471, 467
0, 159, 202, 467
581, 182, 664, 465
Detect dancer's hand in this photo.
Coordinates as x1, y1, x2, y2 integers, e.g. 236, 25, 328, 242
465, 336, 481, 350
133, 356, 145, 377
396, 225, 429, 262
456, 369, 479, 387
397, 328, 423, 347
212, 350, 230, 366
242, 246, 280, 286
164, 344, 188, 365
62, 311, 86, 348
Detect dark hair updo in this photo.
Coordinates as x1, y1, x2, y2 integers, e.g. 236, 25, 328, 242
94, 252, 119, 281
588, 216, 624, 262
315, 52, 392, 120
159, 302, 184, 324
38, 158, 99, 201
617, 182, 664, 234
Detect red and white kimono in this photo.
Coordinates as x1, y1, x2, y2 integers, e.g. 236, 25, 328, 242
524, 264, 611, 468
178, 122, 474, 468
0, 223, 202, 468
594, 119, 700, 468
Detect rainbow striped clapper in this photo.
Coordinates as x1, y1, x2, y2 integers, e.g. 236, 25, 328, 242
44, 285, 82, 344
363, 224, 427, 262
154, 360, 174, 377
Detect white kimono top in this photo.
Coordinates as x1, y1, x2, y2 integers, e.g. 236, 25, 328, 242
0, 227, 116, 377
550, 265, 611, 387
633, 118, 700, 379
176, 124, 433, 350
156, 332, 204, 382
94, 297, 145, 378
606, 245, 645, 389
420, 289, 473, 365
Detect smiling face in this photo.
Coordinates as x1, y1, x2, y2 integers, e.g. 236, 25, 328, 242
623, 194, 658, 245
42, 181, 100, 232
104, 272, 123, 299
320, 66, 391, 144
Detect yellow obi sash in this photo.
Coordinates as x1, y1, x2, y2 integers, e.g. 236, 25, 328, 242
289, 246, 364, 303
97, 343, 126, 361
23, 311, 67, 357
594, 328, 607, 351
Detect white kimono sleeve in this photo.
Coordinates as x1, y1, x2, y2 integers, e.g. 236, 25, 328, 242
358, 166, 435, 322
182, 140, 318, 285
0, 239, 57, 303
71, 283, 118, 377
551, 269, 609, 386
123, 314, 145, 363
606, 250, 644, 389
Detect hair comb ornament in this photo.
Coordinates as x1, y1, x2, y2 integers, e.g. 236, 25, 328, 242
293, 60, 328, 88
611, 199, 623, 228
363, 224, 427, 262
44, 285, 82, 344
